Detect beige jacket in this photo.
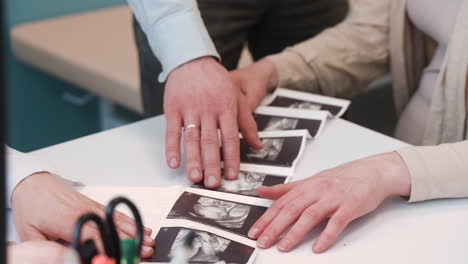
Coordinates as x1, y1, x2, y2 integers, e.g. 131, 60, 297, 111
268, 0, 468, 202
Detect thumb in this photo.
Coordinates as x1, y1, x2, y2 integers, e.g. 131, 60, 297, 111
257, 181, 301, 200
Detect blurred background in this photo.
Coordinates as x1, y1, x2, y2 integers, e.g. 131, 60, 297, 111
5, 0, 139, 152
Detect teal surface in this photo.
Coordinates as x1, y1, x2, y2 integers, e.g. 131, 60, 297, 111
5, 0, 125, 152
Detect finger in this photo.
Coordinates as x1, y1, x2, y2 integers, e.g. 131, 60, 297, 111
256, 197, 318, 249
111, 211, 155, 246
183, 117, 203, 183
278, 201, 335, 252
141, 244, 155, 258
313, 207, 354, 253
219, 112, 240, 180
248, 187, 304, 239
257, 181, 301, 200
201, 116, 222, 188
18, 225, 48, 241
165, 113, 182, 169
80, 224, 106, 254
238, 97, 262, 149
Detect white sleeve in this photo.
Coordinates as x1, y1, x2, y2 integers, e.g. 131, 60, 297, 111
127, 0, 220, 82
6, 146, 50, 208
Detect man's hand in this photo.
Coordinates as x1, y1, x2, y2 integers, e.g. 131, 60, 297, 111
164, 57, 262, 188
248, 152, 411, 253
11, 172, 156, 258
230, 58, 279, 111
8, 241, 67, 264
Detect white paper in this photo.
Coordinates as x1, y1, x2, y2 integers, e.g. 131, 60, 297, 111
254, 106, 328, 138
239, 130, 308, 176
260, 88, 351, 118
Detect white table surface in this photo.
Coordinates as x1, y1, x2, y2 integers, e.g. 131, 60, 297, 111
20, 116, 468, 263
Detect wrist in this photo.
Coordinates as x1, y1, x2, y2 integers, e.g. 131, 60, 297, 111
378, 152, 412, 197
170, 56, 218, 75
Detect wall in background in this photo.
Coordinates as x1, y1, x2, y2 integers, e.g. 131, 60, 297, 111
5, 0, 125, 152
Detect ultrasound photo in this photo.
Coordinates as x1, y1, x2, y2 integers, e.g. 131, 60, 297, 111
268, 96, 342, 116
147, 227, 256, 263
192, 171, 287, 197
239, 136, 303, 167
254, 113, 322, 137
167, 192, 267, 237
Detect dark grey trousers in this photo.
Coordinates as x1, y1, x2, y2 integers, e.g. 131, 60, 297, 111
133, 0, 349, 117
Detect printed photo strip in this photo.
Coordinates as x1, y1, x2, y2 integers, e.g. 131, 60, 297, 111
234, 130, 308, 176
260, 88, 351, 118
146, 226, 256, 264
192, 170, 288, 198
254, 106, 328, 138
166, 192, 267, 237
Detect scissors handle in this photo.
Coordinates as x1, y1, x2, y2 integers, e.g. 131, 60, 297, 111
105, 197, 144, 264
72, 213, 114, 262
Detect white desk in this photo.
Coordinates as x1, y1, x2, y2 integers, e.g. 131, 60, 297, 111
27, 117, 468, 263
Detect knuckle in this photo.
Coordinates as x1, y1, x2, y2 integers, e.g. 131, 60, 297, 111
222, 133, 239, 146
283, 205, 303, 217
219, 97, 237, 111
302, 208, 320, 221
331, 212, 350, 228
265, 226, 280, 236
201, 136, 219, 146
186, 160, 201, 169
204, 161, 221, 171
166, 127, 181, 138
184, 130, 200, 143
269, 203, 284, 214
285, 229, 302, 241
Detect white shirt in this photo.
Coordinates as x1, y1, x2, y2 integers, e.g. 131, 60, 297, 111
6, 146, 50, 208
127, 0, 220, 82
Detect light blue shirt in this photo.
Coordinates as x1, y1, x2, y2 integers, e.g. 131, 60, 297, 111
127, 0, 220, 82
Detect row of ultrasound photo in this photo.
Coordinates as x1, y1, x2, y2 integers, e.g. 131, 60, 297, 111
145, 89, 351, 263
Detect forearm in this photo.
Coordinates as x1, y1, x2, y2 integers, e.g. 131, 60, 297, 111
267, 0, 391, 98
397, 141, 468, 202
127, 0, 219, 81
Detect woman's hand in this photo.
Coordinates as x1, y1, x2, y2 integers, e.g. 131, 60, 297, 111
11, 172, 156, 258
230, 58, 279, 111
248, 152, 411, 253
8, 241, 67, 264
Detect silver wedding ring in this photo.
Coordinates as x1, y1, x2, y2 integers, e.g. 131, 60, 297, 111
184, 124, 199, 130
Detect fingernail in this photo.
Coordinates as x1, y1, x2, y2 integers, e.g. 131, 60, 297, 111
190, 169, 201, 181
313, 243, 323, 253
257, 235, 271, 248
144, 235, 154, 244
170, 158, 178, 168
226, 168, 237, 179
248, 227, 260, 238
206, 176, 218, 188
278, 239, 291, 252
143, 245, 154, 253
256, 136, 263, 147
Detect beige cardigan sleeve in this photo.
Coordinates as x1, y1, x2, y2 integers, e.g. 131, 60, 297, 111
267, 0, 391, 99
397, 141, 468, 203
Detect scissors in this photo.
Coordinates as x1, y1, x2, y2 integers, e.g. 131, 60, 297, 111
72, 197, 144, 264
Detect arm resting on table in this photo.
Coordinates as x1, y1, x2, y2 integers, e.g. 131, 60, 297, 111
398, 140, 468, 202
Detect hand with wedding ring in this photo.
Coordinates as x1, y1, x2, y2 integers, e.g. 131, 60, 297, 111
164, 57, 263, 188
